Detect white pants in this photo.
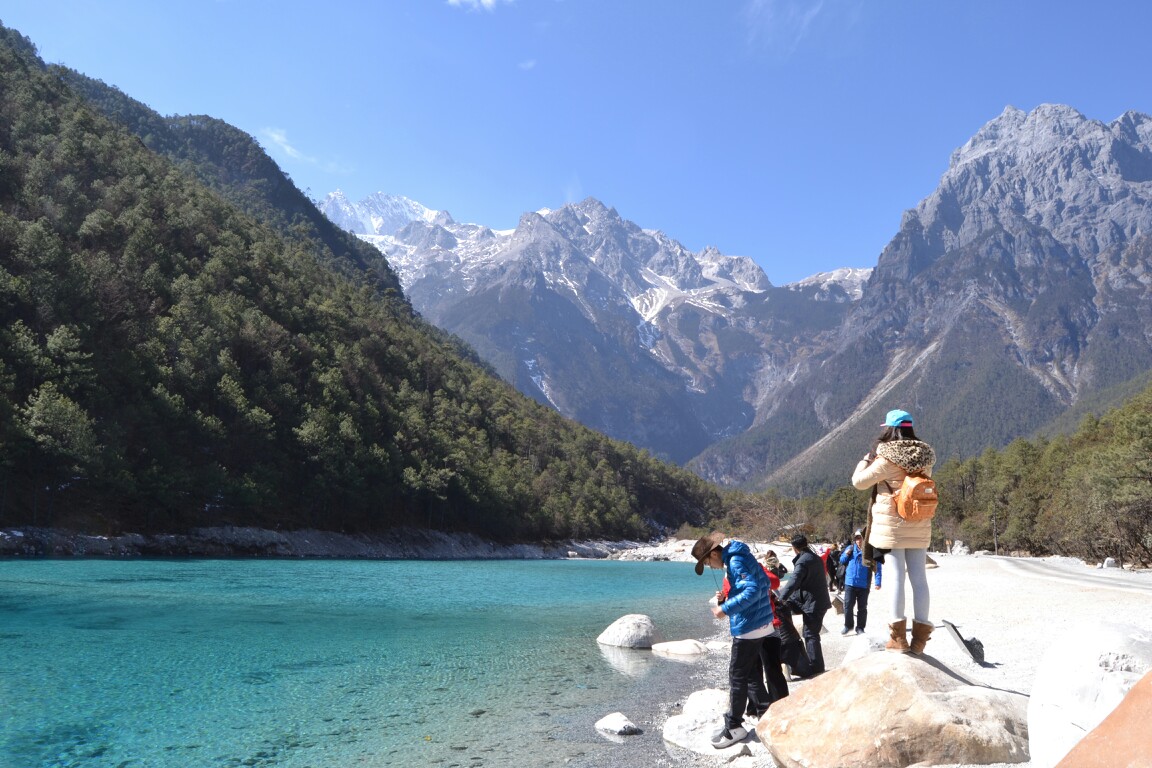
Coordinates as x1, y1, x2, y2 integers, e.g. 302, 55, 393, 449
887, 547, 930, 623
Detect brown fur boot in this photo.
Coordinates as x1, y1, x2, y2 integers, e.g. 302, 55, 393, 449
886, 619, 910, 653
910, 620, 934, 655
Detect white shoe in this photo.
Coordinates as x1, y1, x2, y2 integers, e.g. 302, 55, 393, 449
711, 726, 748, 748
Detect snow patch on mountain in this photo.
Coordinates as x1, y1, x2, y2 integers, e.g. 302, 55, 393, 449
319, 190, 440, 236
785, 267, 872, 300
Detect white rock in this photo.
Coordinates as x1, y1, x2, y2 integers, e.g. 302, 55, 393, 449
652, 639, 708, 657
596, 614, 661, 648
1103, 557, 1119, 568
1028, 622, 1152, 768
663, 689, 751, 757
594, 711, 641, 736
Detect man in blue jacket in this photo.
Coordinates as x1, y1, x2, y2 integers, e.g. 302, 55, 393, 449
840, 529, 882, 634
692, 531, 776, 749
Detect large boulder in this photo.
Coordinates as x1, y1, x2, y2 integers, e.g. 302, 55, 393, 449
758, 652, 1028, 768
1028, 622, 1152, 768
596, 614, 661, 648
1054, 667, 1152, 768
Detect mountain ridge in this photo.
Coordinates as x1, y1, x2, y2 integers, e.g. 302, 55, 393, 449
323, 103, 1152, 488
321, 191, 859, 463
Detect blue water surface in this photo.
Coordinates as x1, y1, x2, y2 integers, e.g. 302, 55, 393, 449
0, 559, 725, 767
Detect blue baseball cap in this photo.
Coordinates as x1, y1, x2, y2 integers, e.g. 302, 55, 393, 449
883, 409, 914, 427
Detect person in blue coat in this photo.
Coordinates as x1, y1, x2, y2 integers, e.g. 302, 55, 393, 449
692, 531, 777, 749
840, 529, 882, 634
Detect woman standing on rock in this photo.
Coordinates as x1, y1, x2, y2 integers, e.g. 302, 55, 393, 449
851, 409, 937, 655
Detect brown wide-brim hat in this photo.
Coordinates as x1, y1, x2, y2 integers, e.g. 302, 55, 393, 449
692, 531, 726, 575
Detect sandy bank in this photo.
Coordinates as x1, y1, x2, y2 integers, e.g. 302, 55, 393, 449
656, 551, 1152, 768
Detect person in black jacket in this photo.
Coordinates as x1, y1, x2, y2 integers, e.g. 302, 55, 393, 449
776, 534, 833, 675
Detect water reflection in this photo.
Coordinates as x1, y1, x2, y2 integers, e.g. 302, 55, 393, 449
597, 643, 655, 677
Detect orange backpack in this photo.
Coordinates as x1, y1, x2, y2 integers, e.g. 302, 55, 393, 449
893, 472, 937, 521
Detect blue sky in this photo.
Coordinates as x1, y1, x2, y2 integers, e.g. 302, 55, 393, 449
4, 1, 1152, 284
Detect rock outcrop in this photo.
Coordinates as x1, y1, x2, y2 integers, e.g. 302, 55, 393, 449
758, 652, 1029, 768
1028, 622, 1152, 767
1054, 667, 1152, 768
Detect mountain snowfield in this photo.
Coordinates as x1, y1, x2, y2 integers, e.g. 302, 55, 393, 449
320, 190, 838, 310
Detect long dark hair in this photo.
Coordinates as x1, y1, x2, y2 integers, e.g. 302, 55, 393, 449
872, 425, 918, 452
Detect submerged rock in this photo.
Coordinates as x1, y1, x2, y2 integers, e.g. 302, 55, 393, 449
652, 639, 708, 657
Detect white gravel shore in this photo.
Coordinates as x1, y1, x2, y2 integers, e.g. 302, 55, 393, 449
641, 546, 1152, 768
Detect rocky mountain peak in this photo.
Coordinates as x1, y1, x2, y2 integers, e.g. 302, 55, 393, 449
887, 104, 1152, 281
318, 191, 439, 236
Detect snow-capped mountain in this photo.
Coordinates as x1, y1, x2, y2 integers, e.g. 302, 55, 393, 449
325, 104, 1152, 488
785, 267, 872, 301
321, 193, 862, 463
319, 190, 439, 236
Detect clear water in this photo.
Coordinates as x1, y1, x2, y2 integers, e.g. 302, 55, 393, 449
0, 559, 725, 767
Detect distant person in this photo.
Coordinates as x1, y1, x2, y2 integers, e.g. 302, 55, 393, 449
835, 540, 849, 594
763, 550, 787, 578
851, 409, 937, 654
818, 545, 831, 587
839, 529, 881, 635
762, 551, 809, 679
691, 532, 777, 749
826, 542, 842, 593
776, 534, 833, 675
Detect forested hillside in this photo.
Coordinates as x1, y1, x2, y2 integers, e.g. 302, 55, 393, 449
704, 381, 1152, 566
928, 381, 1152, 566
0, 25, 721, 541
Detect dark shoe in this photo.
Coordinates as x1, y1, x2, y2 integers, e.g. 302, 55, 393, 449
856, 627, 865, 634
711, 726, 748, 749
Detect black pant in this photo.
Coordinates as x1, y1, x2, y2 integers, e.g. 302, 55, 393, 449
775, 609, 812, 679
843, 584, 870, 631
801, 608, 828, 674
761, 635, 789, 703
726, 635, 764, 729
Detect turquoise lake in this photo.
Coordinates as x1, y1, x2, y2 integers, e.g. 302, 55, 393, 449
0, 559, 727, 767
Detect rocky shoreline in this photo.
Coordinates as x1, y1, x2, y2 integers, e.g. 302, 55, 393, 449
0, 525, 653, 559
